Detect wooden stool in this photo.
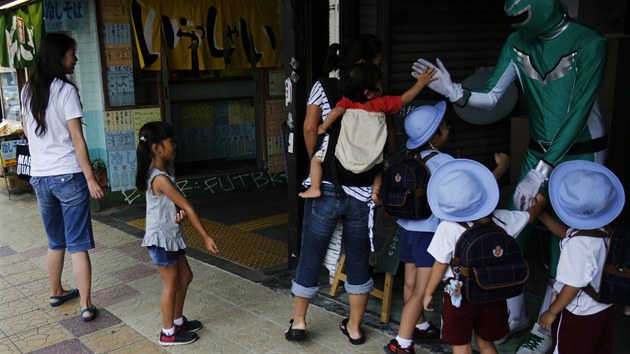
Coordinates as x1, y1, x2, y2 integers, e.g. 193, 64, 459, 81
329, 254, 394, 323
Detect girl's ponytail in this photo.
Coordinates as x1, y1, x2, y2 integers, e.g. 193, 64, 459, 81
135, 122, 175, 192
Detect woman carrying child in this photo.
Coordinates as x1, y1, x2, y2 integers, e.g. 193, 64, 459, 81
298, 62, 437, 204
135, 122, 219, 346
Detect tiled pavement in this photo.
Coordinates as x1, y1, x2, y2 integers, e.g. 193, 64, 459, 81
0, 191, 422, 354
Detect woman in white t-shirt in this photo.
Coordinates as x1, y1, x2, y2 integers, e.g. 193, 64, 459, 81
21, 33, 103, 322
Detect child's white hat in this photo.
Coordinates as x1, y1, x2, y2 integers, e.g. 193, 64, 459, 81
549, 161, 625, 230
427, 159, 499, 222
404, 101, 447, 150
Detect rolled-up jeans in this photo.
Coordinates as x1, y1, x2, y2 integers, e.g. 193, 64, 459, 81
292, 183, 374, 298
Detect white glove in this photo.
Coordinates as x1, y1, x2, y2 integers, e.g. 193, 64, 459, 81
513, 161, 553, 211
412, 58, 463, 101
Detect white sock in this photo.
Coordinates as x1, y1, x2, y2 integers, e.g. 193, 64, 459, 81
416, 321, 430, 331
395, 336, 413, 348
163, 326, 176, 336
174, 317, 184, 326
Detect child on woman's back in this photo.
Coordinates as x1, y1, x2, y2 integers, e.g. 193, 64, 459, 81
533, 161, 624, 354
298, 62, 437, 204
135, 122, 219, 346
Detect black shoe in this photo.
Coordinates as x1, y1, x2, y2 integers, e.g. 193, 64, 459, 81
384, 339, 415, 354
159, 330, 198, 346
177, 316, 203, 333
285, 319, 306, 341
412, 322, 440, 341
340, 317, 365, 345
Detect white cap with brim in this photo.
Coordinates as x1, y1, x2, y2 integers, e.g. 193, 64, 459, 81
549, 161, 625, 230
427, 159, 499, 222
404, 101, 447, 150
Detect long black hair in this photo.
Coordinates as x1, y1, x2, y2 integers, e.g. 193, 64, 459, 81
24, 33, 78, 137
135, 121, 175, 192
321, 33, 382, 76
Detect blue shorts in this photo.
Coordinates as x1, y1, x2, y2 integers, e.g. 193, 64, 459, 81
30, 173, 95, 253
398, 228, 435, 267
147, 246, 185, 267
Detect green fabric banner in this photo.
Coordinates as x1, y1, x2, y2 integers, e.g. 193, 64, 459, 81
2, 2, 43, 69
0, 15, 7, 68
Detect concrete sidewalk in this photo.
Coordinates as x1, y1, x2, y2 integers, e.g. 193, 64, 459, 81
0, 191, 421, 353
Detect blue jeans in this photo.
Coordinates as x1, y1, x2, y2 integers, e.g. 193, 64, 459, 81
30, 173, 94, 253
147, 246, 185, 267
292, 184, 374, 298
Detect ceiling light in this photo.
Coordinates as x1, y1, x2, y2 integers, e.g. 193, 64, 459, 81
0, 0, 30, 10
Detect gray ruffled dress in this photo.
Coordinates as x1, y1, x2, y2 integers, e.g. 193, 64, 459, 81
141, 168, 187, 251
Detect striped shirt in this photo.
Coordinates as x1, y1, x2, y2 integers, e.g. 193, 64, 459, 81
304, 80, 373, 203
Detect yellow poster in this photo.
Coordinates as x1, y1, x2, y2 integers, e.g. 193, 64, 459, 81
130, 0, 162, 70
130, 0, 280, 71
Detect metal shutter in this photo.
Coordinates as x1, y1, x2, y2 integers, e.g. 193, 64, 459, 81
386, 1, 518, 174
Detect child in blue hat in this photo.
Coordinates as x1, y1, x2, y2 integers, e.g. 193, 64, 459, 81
385, 107, 511, 354
533, 161, 624, 354
421, 159, 546, 354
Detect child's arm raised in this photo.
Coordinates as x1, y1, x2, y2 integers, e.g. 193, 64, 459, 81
318, 107, 346, 134
524, 193, 548, 224
492, 153, 510, 181
152, 175, 219, 254
539, 210, 569, 237
401, 66, 438, 105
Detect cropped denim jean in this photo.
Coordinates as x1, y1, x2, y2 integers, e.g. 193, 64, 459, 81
292, 183, 374, 298
30, 173, 95, 253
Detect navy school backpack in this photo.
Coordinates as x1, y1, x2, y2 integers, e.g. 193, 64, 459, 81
381, 152, 436, 219
451, 219, 529, 303
576, 226, 630, 306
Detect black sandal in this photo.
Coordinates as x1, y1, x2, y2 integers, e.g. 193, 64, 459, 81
340, 317, 365, 345
284, 319, 306, 341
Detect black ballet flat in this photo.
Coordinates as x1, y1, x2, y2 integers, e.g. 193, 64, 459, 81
340, 317, 365, 345
285, 319, 306, 341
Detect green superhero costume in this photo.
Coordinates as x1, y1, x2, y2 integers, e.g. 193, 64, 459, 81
414, 1, 607, 350
414, 0, 607, 275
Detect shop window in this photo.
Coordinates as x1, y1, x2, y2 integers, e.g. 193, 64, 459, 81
96, 0, 159, 108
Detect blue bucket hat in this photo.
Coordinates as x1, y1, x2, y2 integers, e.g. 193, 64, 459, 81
427, 159, 499, 222
549, 161, 625, 230
404, 101, 447, 150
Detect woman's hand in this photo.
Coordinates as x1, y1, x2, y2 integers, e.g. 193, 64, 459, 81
87, 178, 104, 200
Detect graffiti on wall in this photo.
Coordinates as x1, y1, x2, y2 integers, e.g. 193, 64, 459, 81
117, 170, 286, 205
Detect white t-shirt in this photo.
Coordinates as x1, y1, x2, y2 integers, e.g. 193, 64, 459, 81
397, 150, 455, 232
22, 79, 84, 176
553, 229, 612, 316
427, 209, 530, 280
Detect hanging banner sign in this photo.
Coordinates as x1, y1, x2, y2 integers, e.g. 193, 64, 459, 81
130, 0, 280, 71
43, 0, 85, 32
1, 2, 43, 69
